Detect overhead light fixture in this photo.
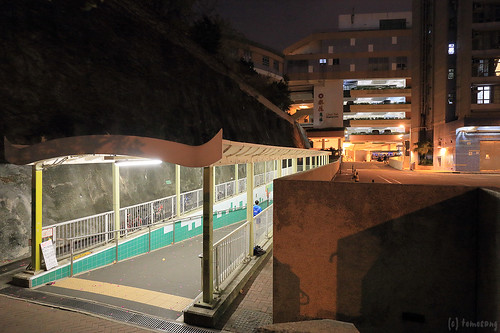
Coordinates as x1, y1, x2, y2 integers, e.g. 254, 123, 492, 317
115, 159, 162, 167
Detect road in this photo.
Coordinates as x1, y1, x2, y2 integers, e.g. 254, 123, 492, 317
336, 162, 500, 188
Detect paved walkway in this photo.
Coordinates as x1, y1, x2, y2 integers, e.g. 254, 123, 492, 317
220, 255, 273, 332
0, 295, 156, 333
0, 229, 274, 332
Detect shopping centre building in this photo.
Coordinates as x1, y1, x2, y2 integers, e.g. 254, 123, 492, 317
230, 2, 499, 171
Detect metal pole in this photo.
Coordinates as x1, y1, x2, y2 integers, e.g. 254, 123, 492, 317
112, 163, 120, 240
31, 163, 43, 272
234, 164, 239, 193
246, 162, 254, 255
202, 166, 214, 305
175, 165, 181, 217
70, 240, 74, 276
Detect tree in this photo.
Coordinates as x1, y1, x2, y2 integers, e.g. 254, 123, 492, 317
413, 140, 433, 165
263, 77, 292, 112
189, 16, 221, 54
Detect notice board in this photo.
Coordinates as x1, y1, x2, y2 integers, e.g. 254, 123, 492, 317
40, 239, 58, 271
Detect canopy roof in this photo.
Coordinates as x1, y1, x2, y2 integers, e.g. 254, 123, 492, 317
4, 130, 327, 168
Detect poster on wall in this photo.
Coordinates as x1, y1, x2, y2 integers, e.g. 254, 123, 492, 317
40, 239, 58, 271
314, 81, 343, 128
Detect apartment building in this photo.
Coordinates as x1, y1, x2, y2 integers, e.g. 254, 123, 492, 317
284, 12, 412, 162
224, 39, 285, 80
412, 0, 500, 171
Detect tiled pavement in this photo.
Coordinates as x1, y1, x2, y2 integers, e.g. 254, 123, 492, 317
0, 295, 156, 333
0, 254, 273, 332
220, 254, 273, 332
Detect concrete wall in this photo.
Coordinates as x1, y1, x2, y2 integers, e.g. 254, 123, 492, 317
282, 159, 339, 182
0, 163, 237, 261
273, 171, 499, 332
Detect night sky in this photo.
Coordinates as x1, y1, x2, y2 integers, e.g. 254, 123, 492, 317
214, 0, 412, 52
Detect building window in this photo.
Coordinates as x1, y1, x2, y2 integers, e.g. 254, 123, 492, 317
368, 57, 389, 71
448, 93, 455, 104
328, 46, 334, 53
368, 44, 373, 52
308, 65, 313, 73
350, 38, 356, 46
273, 60, 279, 71
396, 56, 407, 69
380, 19, 406, 30
392, 36, 398, 44
477, 86, 491, 104
328, 58, 339, 66
243, 50, 252, 61
350, 64, 355, 72
448, 68, 455, 79
448, 43, 455, 55
262, 56, 270, 67
319, 58, 327, 64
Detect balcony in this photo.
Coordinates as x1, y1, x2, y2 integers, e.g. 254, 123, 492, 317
349, 87, 411, 98
348, 118, 410, 128
471, 103, 500, 112
348, 133, 407, 143
350, 103, 411, 112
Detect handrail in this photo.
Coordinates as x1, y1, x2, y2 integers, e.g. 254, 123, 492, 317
213, 221, 249, 248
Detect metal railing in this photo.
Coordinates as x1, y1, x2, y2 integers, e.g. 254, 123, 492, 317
282, 166, 293, 176
238, 178, 247, 193
212, 221, 250, 292
254, 173, 265, 187
43, 195, 176, 258
41, 163, 291, 260
253, 206, 273, 247
211, 204, 274, 293
215, 180, 236, 202
265, 170, 275, 183
180, 188, 202, 214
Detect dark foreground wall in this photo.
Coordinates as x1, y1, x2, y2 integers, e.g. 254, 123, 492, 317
273, 175, 499, 332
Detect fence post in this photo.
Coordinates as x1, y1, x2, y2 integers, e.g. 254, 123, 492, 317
247, 162, 254, 256
150, 202, 154, 225
112, 163, 121, 241
115, 229, 119, 263
148, 225, 151, 253
70, 240, 74, 277
215, 246, 219, 292
176, 164, 181, 217
104, 215, 109, 243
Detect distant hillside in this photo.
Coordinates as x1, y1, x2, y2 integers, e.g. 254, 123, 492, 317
0, 0, 308, 163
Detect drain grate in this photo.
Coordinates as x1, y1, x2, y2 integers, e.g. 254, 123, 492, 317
0, 286, 218, 333
231, 309, 272, 333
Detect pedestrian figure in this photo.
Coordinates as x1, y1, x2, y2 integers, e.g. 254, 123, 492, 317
253, 200, 262, 216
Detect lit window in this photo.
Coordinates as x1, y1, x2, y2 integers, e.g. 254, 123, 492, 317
448, 93, 455, 104
477, 86, 491, 104
368, 44, 373, 52
319, 58, 327, 64
448, 43, 455, 54
328, 46, 334, 53
350, 64, 355, 72
392, 36, 397, 44
350, 38, 356, 46
448, 68, 455, 79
